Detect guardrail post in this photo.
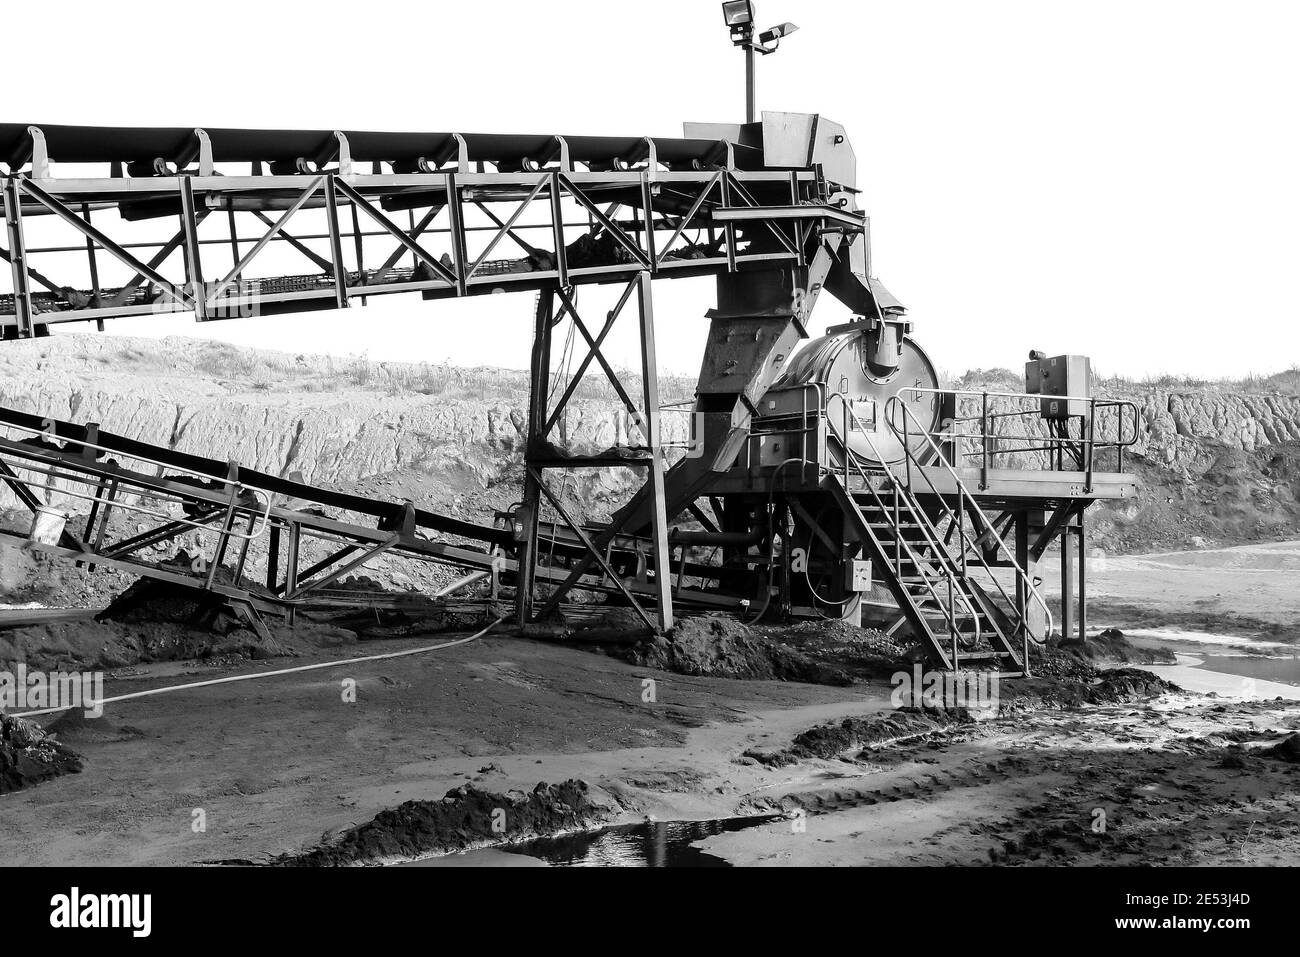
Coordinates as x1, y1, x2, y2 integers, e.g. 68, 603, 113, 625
1084, 398, 1097, 493
980, 391, 989, 490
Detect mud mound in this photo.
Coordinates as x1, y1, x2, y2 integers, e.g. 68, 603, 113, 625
285, 780, 612, 866
627, 615, 852, 686
44, 708, 142, 743
746, 709, 964, 766
747, 669, 1178, 768
101, 559, 273, 625
1045, 628, 1177, 666
0, 534, 133, 610
1264, 732, 1300, 763
1007, 667, 1178, 709
0, 605, 356, 672
0, 712, 83, 794
0, 618, 282, 672
763, 620, 913, 679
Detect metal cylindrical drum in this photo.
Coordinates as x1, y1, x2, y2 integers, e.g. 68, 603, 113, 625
778, 327, 942, 468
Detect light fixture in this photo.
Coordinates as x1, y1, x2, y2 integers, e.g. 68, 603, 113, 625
758, 21, 798, 45
721, 2, 798, 124
721, 1, 755, 29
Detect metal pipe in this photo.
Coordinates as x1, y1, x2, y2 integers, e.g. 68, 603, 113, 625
433, 568, 490, 598
745, 44, 756, 123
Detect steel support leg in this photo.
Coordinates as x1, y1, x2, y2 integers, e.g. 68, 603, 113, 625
1061, 524, 1075, 641
179, 176, 208, 321
516, 289, 553, 625
636, 271, 673, 632
285, 522, 300, 627
266, 523, 281, 591
1078, 512, 1088, 642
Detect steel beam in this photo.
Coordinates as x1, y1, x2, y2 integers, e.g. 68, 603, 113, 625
636, 271, 673, 631
368, 203, 443, 285
179, 176, 207, 321
558, 174, 650, 269
553, 286, 641, 425
3, 179, 37, 336
324, 174, 348, 310
516, 289, 553, 625
529, 466, 657, 632
209, 176, 325, 301
18, 178, 191, 309
1059, 524, 1072, 643
654, 171, 721, 266
542, 276, 637, 437
334, 177, 458, 288
466, 176, 548, 279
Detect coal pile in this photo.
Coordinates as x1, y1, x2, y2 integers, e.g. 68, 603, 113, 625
1265, 732, 1300, 763
626, 615, 852, 686
1044, 628, 1176, 666
1006, 667, 1179, 709
0, 711, 83, 794
285, 779, 612, 866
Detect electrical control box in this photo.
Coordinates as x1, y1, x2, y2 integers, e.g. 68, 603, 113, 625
844, 559, 873, 593
1025, 354, 1090, 419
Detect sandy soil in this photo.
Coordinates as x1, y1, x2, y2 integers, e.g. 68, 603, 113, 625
0, 634, 873, 865
2, 624, 1297, 867
1050, 540, 1300, 642
2, 540, 1298, 868
696, 695, 1300, 866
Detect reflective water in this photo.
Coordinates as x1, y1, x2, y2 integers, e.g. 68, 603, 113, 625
1196, 654, 1300, 687
491, 815, 782, 867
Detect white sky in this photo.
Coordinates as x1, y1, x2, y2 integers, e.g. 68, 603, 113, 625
8, 0, 1299, 379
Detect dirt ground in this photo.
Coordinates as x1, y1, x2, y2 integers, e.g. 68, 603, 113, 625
701, 696, 1300, 866
1, 621, 1296, 867
1080, 540, 1300, 643
0, 634, 867, 865
2, 540, 1299, 867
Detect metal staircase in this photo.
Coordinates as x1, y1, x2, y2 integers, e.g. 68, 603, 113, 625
825, 393, 1053, 676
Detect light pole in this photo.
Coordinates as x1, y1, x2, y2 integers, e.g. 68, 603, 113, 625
721, 1, 799, 124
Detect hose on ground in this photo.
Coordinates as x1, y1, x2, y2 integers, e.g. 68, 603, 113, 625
13, 615, 506, 719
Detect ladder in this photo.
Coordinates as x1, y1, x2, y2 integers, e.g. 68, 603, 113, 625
825, 393, 1053, 676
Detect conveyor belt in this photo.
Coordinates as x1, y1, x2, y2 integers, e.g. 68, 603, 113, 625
0, 404, 748, 620
0, 404, 513, 548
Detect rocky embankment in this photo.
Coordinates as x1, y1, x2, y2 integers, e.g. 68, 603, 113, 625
0, 335, 1297, 558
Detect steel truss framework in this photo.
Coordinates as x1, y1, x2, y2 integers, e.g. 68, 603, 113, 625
0, 123, 857, 332
0, 123, 866, 632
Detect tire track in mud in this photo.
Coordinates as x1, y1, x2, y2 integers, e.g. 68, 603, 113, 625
745, 756, 1026, 817
726, 690, 1300, 865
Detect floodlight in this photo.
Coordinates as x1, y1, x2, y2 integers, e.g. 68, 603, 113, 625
758, 21, 798, 44
722, 1, 754, 29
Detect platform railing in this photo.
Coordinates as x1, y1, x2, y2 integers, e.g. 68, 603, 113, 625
885, 395, 1054, 660
741, 382, 827, 482
893, 387, 1140, 493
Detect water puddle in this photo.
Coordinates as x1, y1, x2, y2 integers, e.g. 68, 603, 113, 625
1111, 627, 1287, 651
414, 815, 782, 867
1194, 654, 1300, 687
